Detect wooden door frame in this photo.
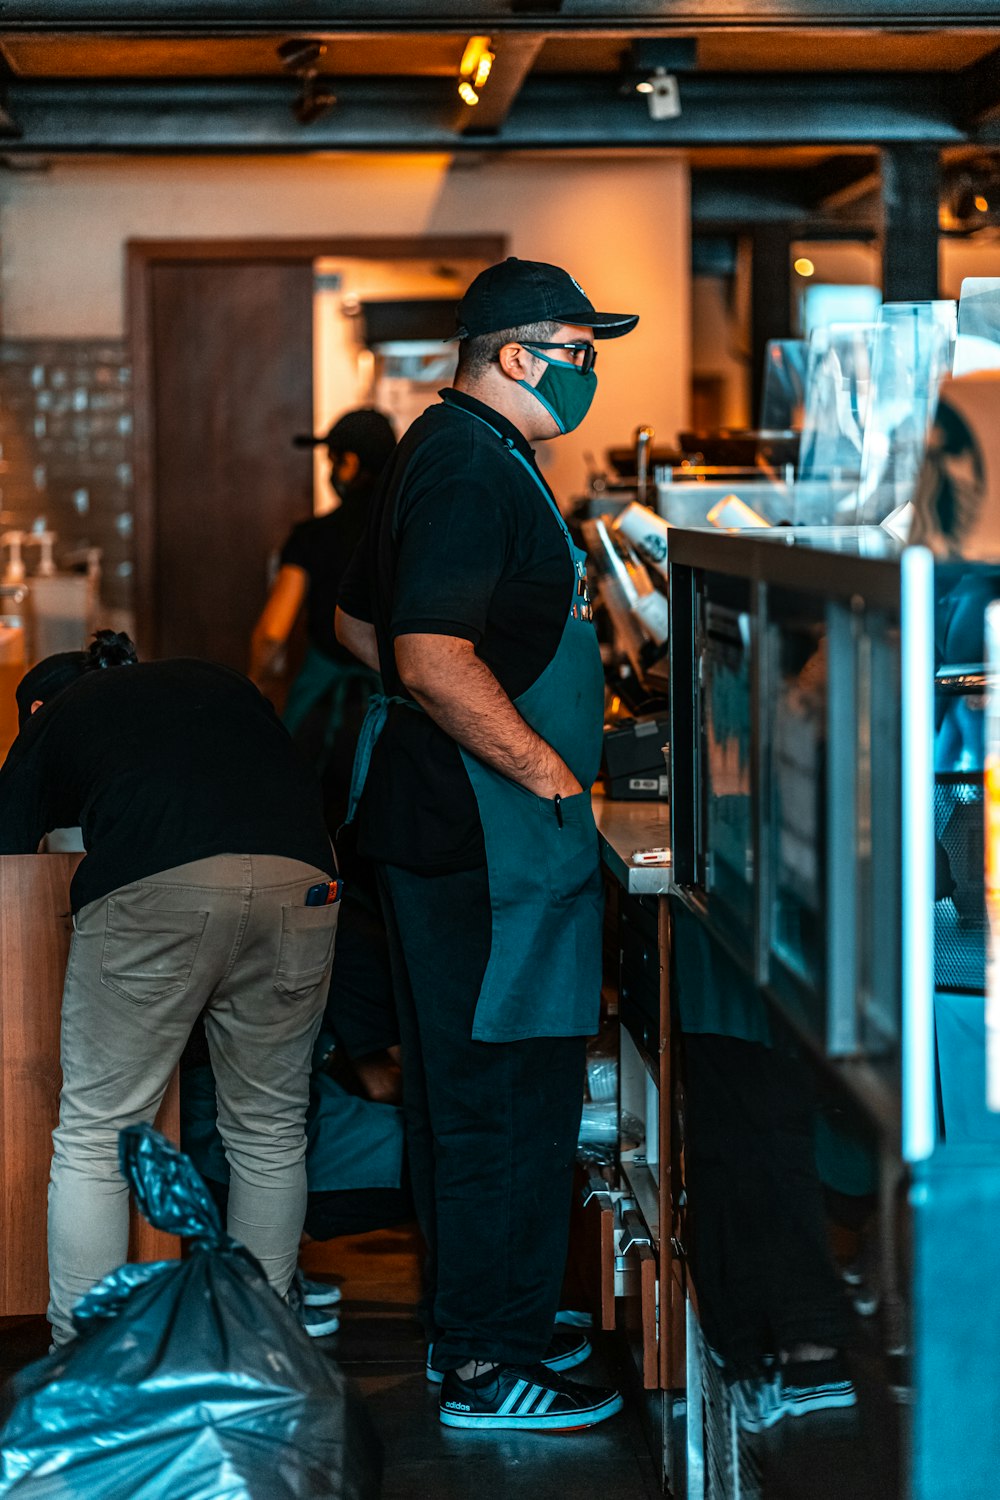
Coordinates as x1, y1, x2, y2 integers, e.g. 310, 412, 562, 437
127, 234, 507, 655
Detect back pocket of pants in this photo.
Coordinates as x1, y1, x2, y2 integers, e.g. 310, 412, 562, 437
274, 903, 340, 1000
101, 906, 208, 1004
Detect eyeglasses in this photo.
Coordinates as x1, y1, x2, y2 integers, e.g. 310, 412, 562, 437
522, 341, 598, 375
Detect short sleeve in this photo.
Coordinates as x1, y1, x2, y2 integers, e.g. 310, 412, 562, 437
391, 473, 511, 644
279, 520, 312, 573
338, 524, 374, 625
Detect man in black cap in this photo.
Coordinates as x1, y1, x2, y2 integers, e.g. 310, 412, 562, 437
337, 258, 638, 1432
250, 407, 396, 821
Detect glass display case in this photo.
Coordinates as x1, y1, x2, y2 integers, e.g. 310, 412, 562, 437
669, 527, 904, 1103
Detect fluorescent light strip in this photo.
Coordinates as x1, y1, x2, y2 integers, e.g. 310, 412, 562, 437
901, 545, 936, 1163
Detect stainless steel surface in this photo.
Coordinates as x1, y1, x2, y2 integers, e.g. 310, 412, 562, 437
595, 796, 672, 894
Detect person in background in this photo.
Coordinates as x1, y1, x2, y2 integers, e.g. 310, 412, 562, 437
250, 407, 396, 829
180, 1011, 412, 1338
336, 257, 638, 1432
0, 632, 340, 1345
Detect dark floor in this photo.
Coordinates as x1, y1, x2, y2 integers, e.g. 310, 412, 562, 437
1, 1226, 663, 1500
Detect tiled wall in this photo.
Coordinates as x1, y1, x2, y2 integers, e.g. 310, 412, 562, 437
0, 340, 135, 615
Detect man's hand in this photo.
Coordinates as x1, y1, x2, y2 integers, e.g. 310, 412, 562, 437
394, 634, 582, 799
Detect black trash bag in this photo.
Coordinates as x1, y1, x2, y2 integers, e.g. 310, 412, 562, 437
0, 1124, 382, 1500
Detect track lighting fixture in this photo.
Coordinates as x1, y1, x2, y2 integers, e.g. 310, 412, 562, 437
457, 36, 495, 107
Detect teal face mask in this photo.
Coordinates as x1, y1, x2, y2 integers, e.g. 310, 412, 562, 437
518, 349, 598, 434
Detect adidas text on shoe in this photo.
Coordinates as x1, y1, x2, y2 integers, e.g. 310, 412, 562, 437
427, 1327, 591, 1384
438, 1362, 622, 1432
780, 1357, 857, 1417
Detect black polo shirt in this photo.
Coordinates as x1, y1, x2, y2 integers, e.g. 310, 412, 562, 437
0, 659, 336, 912
338, 388, 573, 872
279, 486, 373, 663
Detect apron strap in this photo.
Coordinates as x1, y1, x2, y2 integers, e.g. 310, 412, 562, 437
454, 405, 576, 553
343, 692, 421, 827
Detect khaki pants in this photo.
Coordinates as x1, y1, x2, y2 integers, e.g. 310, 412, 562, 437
48, 854, 338, 1345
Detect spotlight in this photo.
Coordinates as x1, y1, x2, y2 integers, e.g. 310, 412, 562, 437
293, 77, 337, 126
635, 80, 655, 95
278, 37, 336, 126
644, 69, 681, 121
794, 257, 816, 278
976, 194, 990, 213
458, 35, 495, 107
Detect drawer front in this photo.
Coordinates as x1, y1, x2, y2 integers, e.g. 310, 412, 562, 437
618, 1208, 659, 1390
570, 1174, 617, 1331
620, 891, 660, 945
620, 991, 660, 1058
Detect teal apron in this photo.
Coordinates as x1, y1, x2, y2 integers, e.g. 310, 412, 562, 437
347, 409, 605, 1044
283, 645, 380, 758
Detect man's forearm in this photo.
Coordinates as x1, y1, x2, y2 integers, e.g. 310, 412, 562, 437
335, 607, 380, 672
395, 634, 581, 799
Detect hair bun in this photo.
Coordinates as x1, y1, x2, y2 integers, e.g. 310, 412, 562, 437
86, 629, 138, 671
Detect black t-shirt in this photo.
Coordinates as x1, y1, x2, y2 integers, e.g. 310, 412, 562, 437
280, 487, 372, 663
338, 388, 573, 871
0, 659, 335, 911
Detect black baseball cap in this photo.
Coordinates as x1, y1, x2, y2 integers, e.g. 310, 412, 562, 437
294, 407, 397, 473
455, 257, 639, 341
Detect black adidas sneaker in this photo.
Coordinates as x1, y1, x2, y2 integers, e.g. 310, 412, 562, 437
426, 1327, 591, 1384
439, 1362, 623, 1432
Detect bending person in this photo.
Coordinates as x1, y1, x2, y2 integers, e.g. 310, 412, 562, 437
0, 632, 340, 1345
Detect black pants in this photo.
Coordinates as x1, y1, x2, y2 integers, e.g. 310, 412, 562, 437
377, 861, 586, 1371
682, 1033, 851, 1374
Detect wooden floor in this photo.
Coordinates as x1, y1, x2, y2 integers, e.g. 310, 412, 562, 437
1, 1225, 663, 1499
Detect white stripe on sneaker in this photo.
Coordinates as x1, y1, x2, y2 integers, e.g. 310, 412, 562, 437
496, 1380, 528, 1416
515, 1385, 542, 1415
534, 1389, 558, 1416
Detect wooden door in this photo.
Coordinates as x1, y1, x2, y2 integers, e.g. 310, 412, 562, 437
147, 261, 314, 667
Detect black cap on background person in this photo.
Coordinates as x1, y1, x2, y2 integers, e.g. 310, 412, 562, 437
15, 630, 137, 729
293, 408, 397, 477
454, 257, 639, 342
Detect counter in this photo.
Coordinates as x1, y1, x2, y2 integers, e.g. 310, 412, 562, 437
594, 796, 672, 896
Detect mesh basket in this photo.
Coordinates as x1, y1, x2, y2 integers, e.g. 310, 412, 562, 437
934, 772, 986, 994
687, 1313, 764, 1500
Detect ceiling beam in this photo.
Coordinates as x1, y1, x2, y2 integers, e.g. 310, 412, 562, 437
958, 46, 1000, 132
691, 159, 881, 225
0, 74, 967, 152
458, 34, 546, 135
691, 169, 816, 222
5, 1, 1000, 31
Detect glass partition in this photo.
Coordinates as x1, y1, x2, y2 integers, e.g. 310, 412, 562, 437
794, 323, 878, 525
699, 582, 755, 948
954, 276, 1000, 377
855, 301, 956, 526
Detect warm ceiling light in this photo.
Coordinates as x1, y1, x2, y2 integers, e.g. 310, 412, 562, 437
976, 194, 990, 212
636, 79, 655, 94
458, 35, 494, 105
794, 257, 816, 278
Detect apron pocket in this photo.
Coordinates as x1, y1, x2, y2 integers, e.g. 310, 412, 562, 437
101, 906, 208, 1004
535, 789, 600, 903
274, 902, 340, 999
